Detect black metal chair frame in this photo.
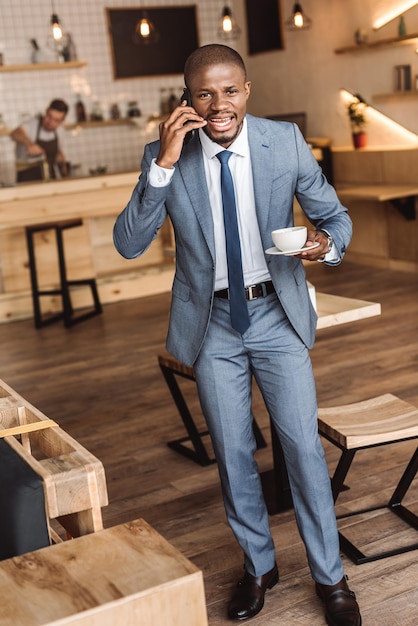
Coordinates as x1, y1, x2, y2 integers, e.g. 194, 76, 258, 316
319, 429, 418, 565
25, 219, 102, 329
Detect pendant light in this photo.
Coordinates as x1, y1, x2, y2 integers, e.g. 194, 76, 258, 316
47, 0, 66, 61
285, 3, 312, 31
134, 10, 158, 44
51, 14, 63, 43
218, 2, 241, 41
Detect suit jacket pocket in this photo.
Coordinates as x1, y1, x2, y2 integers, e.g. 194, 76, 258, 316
172, 275, 191, 302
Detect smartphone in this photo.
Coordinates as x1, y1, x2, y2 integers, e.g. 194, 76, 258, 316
180, 87, 195, 145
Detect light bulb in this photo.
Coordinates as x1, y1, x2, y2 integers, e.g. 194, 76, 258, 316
294, 12, 304, 28
139, 19, 151, 38
51, 14, 63, 41
133, 13, 158, 45
286, 3, 312, 31
223, 15, 233, 33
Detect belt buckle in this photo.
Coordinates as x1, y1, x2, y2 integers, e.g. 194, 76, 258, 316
247, 284, 258, 300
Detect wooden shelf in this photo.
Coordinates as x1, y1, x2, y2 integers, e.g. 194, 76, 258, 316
0, 60, 87, 72
372, 91, 418, 102
335, 32, 418, 54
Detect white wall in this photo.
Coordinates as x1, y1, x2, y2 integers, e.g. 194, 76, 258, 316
1, 0, 418, 186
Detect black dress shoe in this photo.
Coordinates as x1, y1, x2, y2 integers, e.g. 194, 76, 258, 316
228, 563, 279, 621
316, 576, 362, 626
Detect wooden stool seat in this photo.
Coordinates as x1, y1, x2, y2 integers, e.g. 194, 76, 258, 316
25, 219, 102, 328
318, 393, 418, 564
319, 393, 418, 448
158, 354, 267, 466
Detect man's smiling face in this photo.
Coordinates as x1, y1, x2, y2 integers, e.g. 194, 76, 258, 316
188, 62, 251, 147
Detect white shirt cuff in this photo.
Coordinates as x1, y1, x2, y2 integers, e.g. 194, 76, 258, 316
149, 158, 175, 187
323, 247, 340, 262
317, 229, 340, 263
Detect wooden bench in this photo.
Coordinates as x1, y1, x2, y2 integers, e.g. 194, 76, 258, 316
158, 354, 267, 466
0, 377, 108, 543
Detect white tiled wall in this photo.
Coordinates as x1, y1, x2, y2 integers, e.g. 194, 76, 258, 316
0, 0, 228, 184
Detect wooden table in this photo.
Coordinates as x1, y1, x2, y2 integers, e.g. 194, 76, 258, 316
315, 291, 381, 330
0, 519, 208, 626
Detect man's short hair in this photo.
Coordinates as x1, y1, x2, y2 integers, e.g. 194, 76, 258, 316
184, 44, 247, 87
48, 99, 69, 116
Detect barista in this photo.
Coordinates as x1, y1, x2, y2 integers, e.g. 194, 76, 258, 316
11, 99, 69, 182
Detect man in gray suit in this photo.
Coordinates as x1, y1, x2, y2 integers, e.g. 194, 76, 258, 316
114, 45, 361, 625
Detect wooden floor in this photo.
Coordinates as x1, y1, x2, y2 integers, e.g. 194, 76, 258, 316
0, 261, 417, 625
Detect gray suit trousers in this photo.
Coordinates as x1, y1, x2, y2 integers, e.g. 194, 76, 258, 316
193, 291, 343, 585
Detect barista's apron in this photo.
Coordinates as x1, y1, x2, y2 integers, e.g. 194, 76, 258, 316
17, 117, 58, 182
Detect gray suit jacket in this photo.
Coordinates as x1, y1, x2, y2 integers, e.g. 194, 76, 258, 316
114, 115, 352, 366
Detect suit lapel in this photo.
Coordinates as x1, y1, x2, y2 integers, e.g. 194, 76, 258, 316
177, 137, 215, 260
247, 116, 274, 248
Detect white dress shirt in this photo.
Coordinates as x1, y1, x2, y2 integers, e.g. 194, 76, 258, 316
148, 116, 337, 290
149, 118, 270, 290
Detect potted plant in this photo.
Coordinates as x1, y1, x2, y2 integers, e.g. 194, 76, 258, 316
347, 95, 368, 148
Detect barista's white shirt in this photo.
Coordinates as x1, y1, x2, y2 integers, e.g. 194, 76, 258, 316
14, 116, 65, 161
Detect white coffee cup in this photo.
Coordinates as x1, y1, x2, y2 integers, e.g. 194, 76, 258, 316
271, 226, 307, 252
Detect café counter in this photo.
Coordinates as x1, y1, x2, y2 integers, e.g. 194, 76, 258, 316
0, 173, 175, 323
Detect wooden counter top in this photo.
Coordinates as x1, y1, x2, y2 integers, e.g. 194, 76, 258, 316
0, 172, 139, 230
0, 171, 138, 201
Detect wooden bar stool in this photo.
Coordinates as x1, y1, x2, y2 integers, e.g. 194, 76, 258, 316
25, 219, 102, 328
318, 393, 418, 564
158, 354, 267, 466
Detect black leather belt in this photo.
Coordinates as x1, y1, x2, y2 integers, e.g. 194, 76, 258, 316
214, 281, 275, 301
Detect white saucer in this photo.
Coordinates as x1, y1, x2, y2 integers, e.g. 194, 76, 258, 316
265, 241, 320, 256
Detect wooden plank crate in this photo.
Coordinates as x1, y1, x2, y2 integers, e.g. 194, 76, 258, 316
0, 378, 108, 541
0, 519, 208, 626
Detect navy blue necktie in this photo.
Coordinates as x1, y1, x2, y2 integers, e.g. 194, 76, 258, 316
216, 150, 250, 334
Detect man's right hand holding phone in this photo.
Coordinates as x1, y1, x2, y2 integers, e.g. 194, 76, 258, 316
156, 99, 207, 170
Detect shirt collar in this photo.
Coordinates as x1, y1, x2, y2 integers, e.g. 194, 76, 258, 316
199, 116, 249, 160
